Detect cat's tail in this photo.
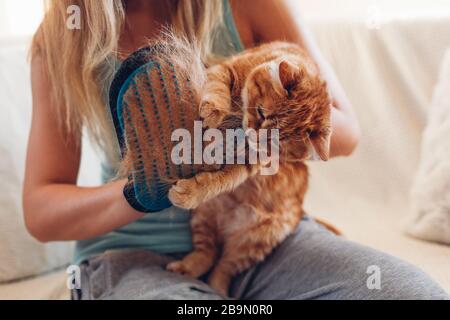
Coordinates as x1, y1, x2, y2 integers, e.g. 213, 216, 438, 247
314, 217, 343, 236
149, 29, 207, 102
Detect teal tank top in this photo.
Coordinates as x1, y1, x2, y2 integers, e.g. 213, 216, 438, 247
74, 0, 244, 264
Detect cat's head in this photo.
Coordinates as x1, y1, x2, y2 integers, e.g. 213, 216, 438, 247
242, 57, 332, 162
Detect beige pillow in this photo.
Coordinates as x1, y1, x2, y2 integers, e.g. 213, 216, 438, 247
407, 49, 450, 245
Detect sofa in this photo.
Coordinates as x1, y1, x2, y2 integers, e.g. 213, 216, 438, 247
0, 11, 449, 299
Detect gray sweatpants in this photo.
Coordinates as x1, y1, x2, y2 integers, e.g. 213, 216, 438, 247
74, 217, 448, 300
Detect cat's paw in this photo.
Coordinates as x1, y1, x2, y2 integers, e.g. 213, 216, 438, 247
166, 260, 198, 278
168, 178, 204, 209
199, 100, 225, 129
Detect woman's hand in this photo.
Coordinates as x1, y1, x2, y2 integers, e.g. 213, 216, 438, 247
23, 56, 143, 243
232, 0, 361, 157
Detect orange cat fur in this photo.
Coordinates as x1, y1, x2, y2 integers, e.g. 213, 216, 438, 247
166, 41, 333, 296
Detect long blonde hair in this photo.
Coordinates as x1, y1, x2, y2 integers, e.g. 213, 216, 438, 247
31, 0, 223, 155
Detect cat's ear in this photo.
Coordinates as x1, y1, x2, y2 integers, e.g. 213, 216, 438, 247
309, 130, 332, 161
278, 60, 299, 93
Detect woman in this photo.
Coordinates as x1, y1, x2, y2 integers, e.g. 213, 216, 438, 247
25, 0, 447, 300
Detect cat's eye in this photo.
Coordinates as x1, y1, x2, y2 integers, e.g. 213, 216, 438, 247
257, 105, 266, 120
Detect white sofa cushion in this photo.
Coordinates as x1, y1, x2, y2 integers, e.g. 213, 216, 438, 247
407, 49, 450, 245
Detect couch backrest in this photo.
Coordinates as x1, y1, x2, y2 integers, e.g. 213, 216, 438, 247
302, 15, 450, 220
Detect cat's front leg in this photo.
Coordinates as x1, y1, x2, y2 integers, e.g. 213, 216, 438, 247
199, 100, 227, 129
199, 65, 233, 129
169, 165, 259, 209
168, 172, 217, 210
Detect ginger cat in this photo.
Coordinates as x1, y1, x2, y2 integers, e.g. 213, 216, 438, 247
166, 41, 333, 297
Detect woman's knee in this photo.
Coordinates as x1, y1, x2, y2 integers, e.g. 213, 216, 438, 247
353, 257, 448, 300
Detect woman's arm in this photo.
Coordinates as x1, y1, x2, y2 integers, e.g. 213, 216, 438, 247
23, 56, 143, 243
233, 0, 361, 157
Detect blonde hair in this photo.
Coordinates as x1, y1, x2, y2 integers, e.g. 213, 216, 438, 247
31, 0, 223, 155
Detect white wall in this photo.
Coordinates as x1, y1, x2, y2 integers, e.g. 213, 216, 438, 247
0, 0, 44, 38
1, 0, 449, 39
296, 0, 450, 21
